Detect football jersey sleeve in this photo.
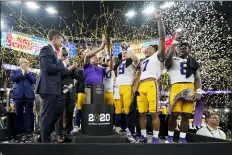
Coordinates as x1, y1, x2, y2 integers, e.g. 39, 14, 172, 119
150, 52, 159, 62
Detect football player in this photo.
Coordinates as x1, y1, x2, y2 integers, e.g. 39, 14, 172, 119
114, 42, 139, 142
103, 56, 115, 105
164, 29, 202, 143
72, 49, 86, 134
135, 11, 165, 143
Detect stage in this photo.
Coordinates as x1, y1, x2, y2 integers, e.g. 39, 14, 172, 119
0, 133, 231, 155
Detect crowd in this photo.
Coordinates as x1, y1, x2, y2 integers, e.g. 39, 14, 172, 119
7, 11, 228, 144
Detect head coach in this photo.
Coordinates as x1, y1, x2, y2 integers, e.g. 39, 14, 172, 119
35, 30, 69, 143
83, 41, 113, 104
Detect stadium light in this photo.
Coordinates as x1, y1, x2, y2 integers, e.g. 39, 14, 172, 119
26, 2, 40, 10
125, 10, 136, 18
224, 108, 229, 113
160, 2, 175, 9
9, 1, 22, 4
1, 20, 6, 30
45, 7, 58, 14
142, 6, 155, 15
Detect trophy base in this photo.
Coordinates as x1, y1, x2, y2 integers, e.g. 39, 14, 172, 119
72, 131, 127, 143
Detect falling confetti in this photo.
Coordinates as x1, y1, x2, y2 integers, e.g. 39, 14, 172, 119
0, 1, 231, 109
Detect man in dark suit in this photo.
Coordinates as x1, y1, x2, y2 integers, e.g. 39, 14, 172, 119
35, 30, 76, 143
55, 47, 78, 141
10, 58, 36, 137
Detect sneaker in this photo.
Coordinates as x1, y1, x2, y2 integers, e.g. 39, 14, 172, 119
127, 134, 136, 143
179, 138, 187, 143
71, 126, 79, 135
165, 136, 174, 143
152, 137, 159, 144
115, 127, 122, 134
136, 136, 147, 143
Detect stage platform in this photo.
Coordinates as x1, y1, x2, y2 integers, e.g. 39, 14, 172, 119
72, 131, 128, 143
0, 133, 231, 155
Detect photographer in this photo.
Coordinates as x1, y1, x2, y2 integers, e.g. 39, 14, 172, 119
196, 112, 226, 140
54, 47, 77, 142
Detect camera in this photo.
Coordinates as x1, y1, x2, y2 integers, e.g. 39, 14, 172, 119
61, 47, 69, 58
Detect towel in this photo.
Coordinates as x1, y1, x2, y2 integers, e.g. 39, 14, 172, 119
186, 56, 200, 78
114, 85, 120, 99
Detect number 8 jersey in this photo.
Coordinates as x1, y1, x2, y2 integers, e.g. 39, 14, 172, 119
140, 52, 163, 81
167, 57, 194, 84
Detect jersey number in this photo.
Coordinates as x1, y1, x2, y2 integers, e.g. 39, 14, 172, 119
118, 64, 125, 75
180, 62, 187, 75
143, 60, 150, 72
105, 72, 112, 78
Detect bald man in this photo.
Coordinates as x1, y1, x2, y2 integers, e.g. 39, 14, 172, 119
10, 58, 36, 139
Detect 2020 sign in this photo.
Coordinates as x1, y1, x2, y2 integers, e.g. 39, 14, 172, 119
88, 113, 110, 122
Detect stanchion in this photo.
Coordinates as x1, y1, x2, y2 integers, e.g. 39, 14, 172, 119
81, 104, 114, 136
81, 84, 114, 136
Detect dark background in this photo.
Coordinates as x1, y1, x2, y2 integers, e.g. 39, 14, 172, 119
1, 1, 232, 33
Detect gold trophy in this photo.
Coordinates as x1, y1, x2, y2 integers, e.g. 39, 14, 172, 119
102, 25, 111, 55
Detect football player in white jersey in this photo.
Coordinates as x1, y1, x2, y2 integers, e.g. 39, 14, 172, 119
114, 42, 139, 142
164, 29, 202, 143
103, 56, 115, 105
135, 11, 165, 144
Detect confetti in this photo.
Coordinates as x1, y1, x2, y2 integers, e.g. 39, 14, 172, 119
0, 1, 231, 109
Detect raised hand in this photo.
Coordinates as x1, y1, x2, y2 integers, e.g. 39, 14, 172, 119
100, 40, 107, 50
63, 58, 70, 66
174, 28, 189, 41
171, 40, 179, 47
68, 64, 77, 71
121, 41, 129, 50
154, 11, 162, 21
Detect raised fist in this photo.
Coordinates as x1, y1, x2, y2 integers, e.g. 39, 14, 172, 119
174, 28, 189, 41
171, 40, 179, 46
121, 41, 129, 50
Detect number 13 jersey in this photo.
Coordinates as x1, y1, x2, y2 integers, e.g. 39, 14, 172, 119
140, 52, 163, 81
168, 57, 194, 84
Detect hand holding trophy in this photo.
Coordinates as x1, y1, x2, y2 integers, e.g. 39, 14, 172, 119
174, 28, 189, 41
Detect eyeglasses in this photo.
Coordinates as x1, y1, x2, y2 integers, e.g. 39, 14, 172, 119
209, 116, 220, 120
21, 61, 28, 64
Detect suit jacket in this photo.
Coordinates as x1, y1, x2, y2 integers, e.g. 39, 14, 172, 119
10, 69, 36, 100
35, 44, 65, 95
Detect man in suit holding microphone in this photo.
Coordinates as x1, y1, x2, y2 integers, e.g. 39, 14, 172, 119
35, 30, 76, 143
10, 58, 36, 138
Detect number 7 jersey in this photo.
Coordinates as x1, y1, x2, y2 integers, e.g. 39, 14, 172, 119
167, 57, 194, 84
140, 52, 163, 81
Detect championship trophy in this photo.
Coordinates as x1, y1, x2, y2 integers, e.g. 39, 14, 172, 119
102, 25, 112, 56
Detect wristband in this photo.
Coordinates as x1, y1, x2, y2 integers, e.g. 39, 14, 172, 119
196, 88, 204, 95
